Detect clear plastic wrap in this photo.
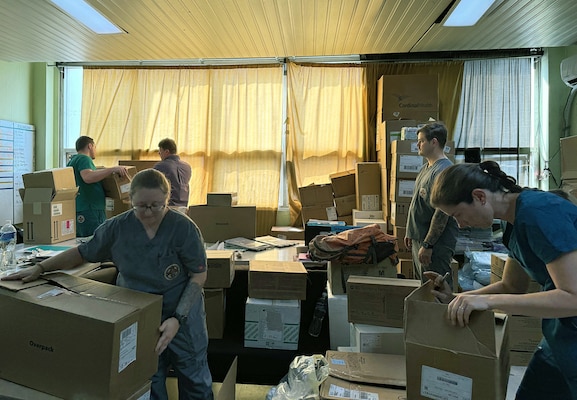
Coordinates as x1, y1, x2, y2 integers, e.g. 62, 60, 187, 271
265, 354, 329, 400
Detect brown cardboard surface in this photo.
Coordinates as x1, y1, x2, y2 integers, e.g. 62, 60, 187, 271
205, 250, 235, 288
390, 154, 425, 178
334, 194, 356, 217
101, 166, 137, 200
0, 273, 162, 400
215, 357, 238, 400
298, 184, 334, 207
330, 170, 356, 197
561, 135, 577, 180
327, 258, 397, 295
119, 160, 158, 172
390, 201, 410, 227
355, 162, 381, 212
404, 281, 510, 400
22, 168, 77, 191
325, 350, 406, 387
320, 375, 407, 400
105, 197, 131, 219
205, 288, 226, 339
207, 192, 239, 207
347, 276, 420, 327
248, 260, 307, 300
389, 176, 415, 202
380, 74, 439, 122
188, 205, 256, 243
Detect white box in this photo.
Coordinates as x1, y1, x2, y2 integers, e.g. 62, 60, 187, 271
244, 298, 300, 350
353, 217, 387, 232
351, 209, 384, 220
349, 323, 405, 355
327, 279, 349, 350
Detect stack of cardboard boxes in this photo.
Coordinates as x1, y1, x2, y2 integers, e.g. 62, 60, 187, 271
102, 166, 137, 219
204, 250, 236, 339
0, 274, 162, 399
244, 260, 308, 350
329, 169, 356, 225
20, 167, 78, 244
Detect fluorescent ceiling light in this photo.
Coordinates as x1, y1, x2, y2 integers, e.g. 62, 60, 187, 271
443, 0, 497, 27
50, 0, 123, 34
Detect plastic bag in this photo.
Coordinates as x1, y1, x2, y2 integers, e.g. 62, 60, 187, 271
265, 354, 329, 400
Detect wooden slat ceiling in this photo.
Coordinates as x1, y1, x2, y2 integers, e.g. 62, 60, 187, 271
0, 0, 576, 63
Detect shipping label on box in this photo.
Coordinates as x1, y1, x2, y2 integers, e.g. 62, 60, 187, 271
391, 154, 424, 178
390, 178, 415, 202
244, 298, 300, 350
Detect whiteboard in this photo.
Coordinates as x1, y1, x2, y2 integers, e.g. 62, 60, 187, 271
0, 120, 35, 225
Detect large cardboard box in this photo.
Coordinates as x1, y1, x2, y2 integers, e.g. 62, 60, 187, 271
377, 120, 418, 163
330, 170, 356, 197
324, 350, 407, 387
391, 139, 456, 155
21, 187, 77, 244
404, 281, 510, 400
207, 192, 238, 207
390, 201, 410, 227
205, 249, 235, 288
327, 258, 397, 295
379, 74, 439, 121
188, 205, 256, 243
0, 273, 162, 400
320, 375, 406, 400
298, 184, 334, 207
248, 260, 307, 300
347, 276, 420, 327
244, 298, 300, 350
508, 314, 542, 352
105, 196, 131, 219
389, 177, 415, 202
390, 153, 425, 178
355, 162, 381, 211
22, 167, 77, 191
491, 253, 542, 293
101, 166, 137, 200
205, 288, 226, 339
334, 194, 356, 217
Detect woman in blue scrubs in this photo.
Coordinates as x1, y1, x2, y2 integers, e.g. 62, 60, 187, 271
425, 160, 577, 400
5, 168, 213, 400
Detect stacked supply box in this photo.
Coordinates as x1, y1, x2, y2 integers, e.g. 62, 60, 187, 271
102, 165, 137, 219
188, 204, 256, 243
404, 281, 510, 400
490, 253, 542, 366
352, 208, 387, 232
378, 74, 439, 122
355, 162, 381, 212
204, 250, 235, 339
298, 183, 335, 225
21, 167, 78, 244
0, 273, 162, 400
330, 169, 356, 225
245, 260, 308, 350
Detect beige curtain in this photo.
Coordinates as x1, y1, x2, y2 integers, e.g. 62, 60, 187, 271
365, 61, 465, 160
81, 66, 284, 235
286, 62, 367, 225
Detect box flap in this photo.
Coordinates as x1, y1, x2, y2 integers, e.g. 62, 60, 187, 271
216, 357, 237, 400
52, 187, 79, 201
23, 167, 76, 191
0, 277, 48, 292
404, 281, 497, 357
23, 187, 54, 202
325, 351, 406, 387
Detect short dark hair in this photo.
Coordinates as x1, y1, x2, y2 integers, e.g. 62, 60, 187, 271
75, 136, 94, 151
418, 122, 447, 147
130, 168, 171, 198
158, 138, 177, 154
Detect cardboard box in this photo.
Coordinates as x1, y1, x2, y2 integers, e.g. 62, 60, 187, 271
205, 250, 235, 288
22, 167, 77, 191
397, 258, 414, 279
509, 350, 534, 367
298, 184, 335, 207
380, 166, 390, 218
324, 350, 407, 387
491, 253, 542, 293
561, 135, 577, 180
248, 260, 307, 300
334, 195, 356, 217
327, 280, 349, 349
101, 166, 137, 200
205, 288, 226, 339
355, 162, 381, 211
352, 217, 387, 232
404, 281, 510, 400
0, 273, 162, 400
328, 258, 398, 295
376, 120, 418, 164
207, 192, 238, 207
349, 323, 405, 355
330, 170, 356, 197
0, 379, 151, 400
119, 160, 158, 172
379, 74, 439, 122
391, 139, 456, 155
347, 276, 420, 327
105, 197, 131, 219
390, 201, 410, 227
351, 209, 383, 220
301, 204, 336, 224
270, 226, 305, 241
188, 205, 256, 243
320, 375, 406, 400
390, 154, 425, 178
22, 187, 77, 244
389, 177, 415, 202
244, 298, 300, 350
508, 314, 542, 352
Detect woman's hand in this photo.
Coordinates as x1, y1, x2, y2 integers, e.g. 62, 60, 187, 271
155, 317, 180, 355
1, 264, 43, 283
447, 295, 490, 327
423, 271, 455, 304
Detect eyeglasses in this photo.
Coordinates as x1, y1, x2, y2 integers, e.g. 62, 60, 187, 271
132, 204, 166, 213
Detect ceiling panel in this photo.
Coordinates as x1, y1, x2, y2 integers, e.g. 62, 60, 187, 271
0, 0, 575, 63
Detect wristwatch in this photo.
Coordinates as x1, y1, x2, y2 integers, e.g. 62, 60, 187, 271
173, 313, 188, 325
422, 241, 434, 249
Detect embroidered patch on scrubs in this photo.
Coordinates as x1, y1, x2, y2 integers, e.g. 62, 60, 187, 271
77, 214, 85, 224
164, 264, 181, 280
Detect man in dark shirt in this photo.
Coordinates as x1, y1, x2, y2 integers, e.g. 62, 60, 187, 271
154, 138, 192, 207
